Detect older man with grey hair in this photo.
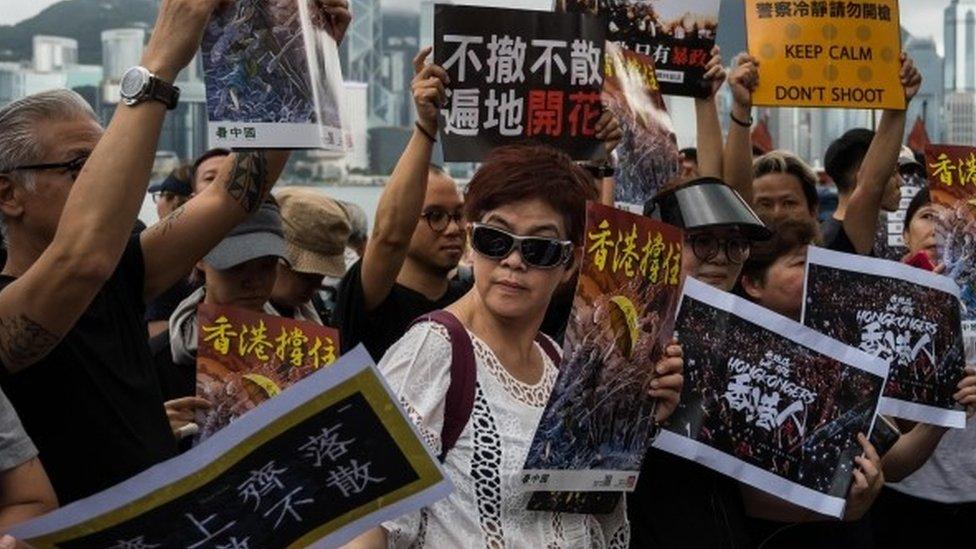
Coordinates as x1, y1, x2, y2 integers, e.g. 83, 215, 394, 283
0, 0, 297, 504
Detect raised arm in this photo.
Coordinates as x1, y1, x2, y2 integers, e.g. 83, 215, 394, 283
140, 150, 290, 301
0, 0, 229, 373
695, 46, 726, 179
359, 47, 447, 311
723, 53, 760, 204
843, 53, 920, 255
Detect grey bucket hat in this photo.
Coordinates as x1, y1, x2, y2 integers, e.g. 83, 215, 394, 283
203, 199, 288, 270
648, 177, 772, 241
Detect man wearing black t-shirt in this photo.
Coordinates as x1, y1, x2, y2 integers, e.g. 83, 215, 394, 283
819, 56, 921, 256
0, 0, 300, 504
336, 48, 469, 362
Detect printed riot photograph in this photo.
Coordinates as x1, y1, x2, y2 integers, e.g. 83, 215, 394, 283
803, 247, 966, 428
656, 279, 888, 517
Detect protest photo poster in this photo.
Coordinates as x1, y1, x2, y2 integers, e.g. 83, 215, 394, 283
557, 0, 721, 97
802, 246, 966, 428
202, 0, 345, 150
8, 347, 453, 549
656, 278, 889, 518
433, 4, 607, 162
196, 303, 340, 442
745, 0, 905, 110
602, 42, 681, 209
521, 202, 683, 502
925, 144, 976, 360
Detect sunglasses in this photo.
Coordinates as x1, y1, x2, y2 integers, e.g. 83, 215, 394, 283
686, 234, 751, 264
470, 223, 573, 269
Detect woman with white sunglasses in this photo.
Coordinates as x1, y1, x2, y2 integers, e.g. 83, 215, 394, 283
348, 144, 684, 548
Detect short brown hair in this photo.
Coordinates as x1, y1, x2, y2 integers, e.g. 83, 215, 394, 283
741, 215, 820, 284
463, 144, 597, 245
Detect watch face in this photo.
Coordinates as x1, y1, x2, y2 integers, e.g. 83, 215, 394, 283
120, 68, 146, 98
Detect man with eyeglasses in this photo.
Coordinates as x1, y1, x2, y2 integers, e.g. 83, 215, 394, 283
149, 166, 193, 220
0, 0, 304, 504
334, 47, 469, 361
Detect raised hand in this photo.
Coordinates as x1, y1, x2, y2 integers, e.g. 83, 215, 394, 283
412, 47, 450, 136
728, 53, 760, 111
142, 0, 236, 82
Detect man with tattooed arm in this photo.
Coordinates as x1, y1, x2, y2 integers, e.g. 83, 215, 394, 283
0, 0, 322, 504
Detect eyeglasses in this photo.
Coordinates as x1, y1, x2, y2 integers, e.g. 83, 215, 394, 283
686, 234, 751, 264
151, 191, 185, 204
421, 208, 464, 232
5, 155, 89, 181
470, 223, 573, 269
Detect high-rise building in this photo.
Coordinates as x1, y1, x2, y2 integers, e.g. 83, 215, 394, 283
32, 36, 78, 73
945, 0, 976, 92
344, 0, 390, 126
343, 81, 370, 170
101, 29, 145, 83
904, 36, 944, 142
945, 91, 976, 145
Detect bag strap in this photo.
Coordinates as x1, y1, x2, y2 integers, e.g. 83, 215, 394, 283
411, 310, 476, 461
534, 334, 561, 367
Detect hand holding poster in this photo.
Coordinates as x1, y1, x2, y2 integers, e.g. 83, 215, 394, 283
802, 246, 966, 428
557, 0, 721, 98
196, 304, 340, 442
7, 347, 452, 548
521, 203, 683, 498
433, 5, 607, 162
924, 144, 976, 358
745, 0, 905, 110
202, 0, 346, 150
656, 278, 888, 518
602, 42, 681, 209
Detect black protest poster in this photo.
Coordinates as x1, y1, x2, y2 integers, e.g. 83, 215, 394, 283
434, 5, 607, 162
11, 349, 451, 549
803, 246, 967, 428
656, 279, 888, 518
557, 0, 721, 98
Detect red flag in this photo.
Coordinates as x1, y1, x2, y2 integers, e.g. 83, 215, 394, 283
907, 116, 931, 153
751, 115, 774, 155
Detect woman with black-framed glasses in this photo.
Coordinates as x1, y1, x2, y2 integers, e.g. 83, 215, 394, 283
348, 144, 683, 548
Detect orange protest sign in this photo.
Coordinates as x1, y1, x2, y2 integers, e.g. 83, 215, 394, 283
746, 0, 904, 110
196, 303, 340, 441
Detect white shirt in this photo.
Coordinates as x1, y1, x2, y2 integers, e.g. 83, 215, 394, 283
379, 321, 629, 548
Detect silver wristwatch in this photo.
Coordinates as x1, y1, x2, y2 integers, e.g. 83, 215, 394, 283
119, 66, 181, 110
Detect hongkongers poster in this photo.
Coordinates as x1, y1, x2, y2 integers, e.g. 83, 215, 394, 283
925, 144, 976, 361
558, 0, 721, 98
434, 5, 607, 162
602, 42, 680, 209
196, 303, 340, 442
202, 0, 346, 150
656, 278, 888, 518
8, 347, 453, 549
745, 0, 905, 110
803, 246, 966, 428
522, 202, 683, 497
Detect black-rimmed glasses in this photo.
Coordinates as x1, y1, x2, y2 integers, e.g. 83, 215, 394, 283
4, 156, 89, 180
421, 208, 464, 232
686, 234, 751, 264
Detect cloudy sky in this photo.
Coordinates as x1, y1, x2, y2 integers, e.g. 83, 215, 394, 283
0, 0, 951, 53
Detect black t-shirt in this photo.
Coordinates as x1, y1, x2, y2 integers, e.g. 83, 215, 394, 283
820, 217, 859, 255
0, 236, 176, 504
144, 277, 197, 323
746, 515, 874, 548
335, 259, 471, 361
628, 448, 752, 548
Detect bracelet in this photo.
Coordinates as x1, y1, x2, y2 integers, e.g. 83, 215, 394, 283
415, 122, 437, 143
730, 111, 753, 128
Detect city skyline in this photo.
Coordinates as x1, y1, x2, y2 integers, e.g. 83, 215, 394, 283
0, 0, 952, 54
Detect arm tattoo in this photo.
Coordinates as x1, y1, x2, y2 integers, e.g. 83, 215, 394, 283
0, 314, 60, 372
225, 151, 271, 214
143, 204, 186, 240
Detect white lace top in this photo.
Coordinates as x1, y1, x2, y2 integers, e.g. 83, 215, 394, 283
379, 322, 629, 548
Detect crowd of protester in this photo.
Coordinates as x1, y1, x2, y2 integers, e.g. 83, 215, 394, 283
0, 0, 975, 548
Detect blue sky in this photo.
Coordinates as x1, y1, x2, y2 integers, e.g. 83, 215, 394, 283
0, 0, 950, 54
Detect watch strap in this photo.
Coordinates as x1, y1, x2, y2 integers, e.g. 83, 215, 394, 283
148, 77, 181, 110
